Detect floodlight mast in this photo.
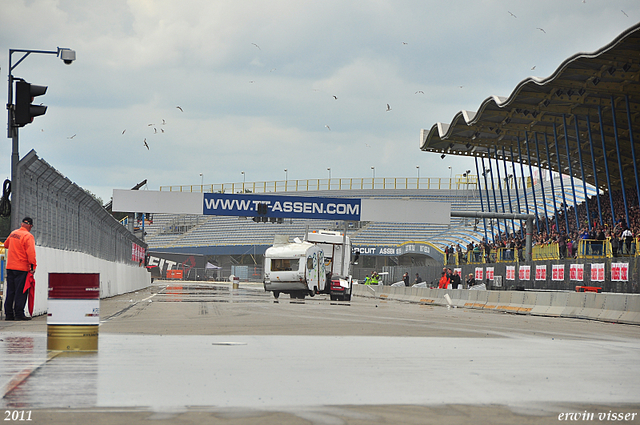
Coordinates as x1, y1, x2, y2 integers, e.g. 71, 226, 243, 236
6, 47, 76, 228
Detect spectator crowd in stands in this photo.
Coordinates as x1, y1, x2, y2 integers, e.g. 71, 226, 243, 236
446, 187, 639, 262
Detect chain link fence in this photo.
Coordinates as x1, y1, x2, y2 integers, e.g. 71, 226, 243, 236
14, 150, 145, 263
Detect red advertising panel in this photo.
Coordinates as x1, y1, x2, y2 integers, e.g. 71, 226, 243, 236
506, 266, 515, 281
611, 263, 629, 282
48, 273, 100, 299
132, 242, 146, 263
570, 264, 584, 281
620, 263, 629, 281
535, 265, 547, 281
486, 267, 494, 281
552, 264, 564, 281
519, 265, 530, 280
590, 263, 605, 282
611, 263, 620, 281
475, 267, 483, 281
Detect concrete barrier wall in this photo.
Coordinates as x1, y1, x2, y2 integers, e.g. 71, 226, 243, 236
352, 284, 640, 325
24, 246, 152, 316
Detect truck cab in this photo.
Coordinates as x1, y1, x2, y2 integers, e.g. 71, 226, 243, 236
306, 230, 355, 301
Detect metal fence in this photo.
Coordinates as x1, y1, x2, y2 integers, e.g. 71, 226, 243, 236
14, 150, 146, 263
160, 175, 483, 194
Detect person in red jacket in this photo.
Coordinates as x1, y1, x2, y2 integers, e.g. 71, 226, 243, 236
4, 217, 37, 321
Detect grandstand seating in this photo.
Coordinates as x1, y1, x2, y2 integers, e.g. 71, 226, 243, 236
144, 177, 594, 253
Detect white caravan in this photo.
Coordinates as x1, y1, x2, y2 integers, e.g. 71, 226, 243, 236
263, 236, 326, 299
263, 230, 357, 300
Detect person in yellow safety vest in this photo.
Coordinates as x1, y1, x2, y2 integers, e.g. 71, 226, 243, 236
370, 272, 379, 285
363, 275, 370, 285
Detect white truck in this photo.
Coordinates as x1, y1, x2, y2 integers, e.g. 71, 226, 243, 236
263, 230, 357, 300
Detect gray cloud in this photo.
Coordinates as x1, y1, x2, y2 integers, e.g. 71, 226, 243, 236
1, 0, 637, 202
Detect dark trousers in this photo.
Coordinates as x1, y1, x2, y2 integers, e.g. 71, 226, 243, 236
5, 270, 29, 319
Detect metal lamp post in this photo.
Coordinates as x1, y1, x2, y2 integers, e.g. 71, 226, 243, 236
7, 47, 76, 229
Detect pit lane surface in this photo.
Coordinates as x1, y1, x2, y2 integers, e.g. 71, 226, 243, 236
1, 281, 639, 425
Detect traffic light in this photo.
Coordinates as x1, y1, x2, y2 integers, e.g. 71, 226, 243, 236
14, 80, 48, 127
253, 203, 269, 222
257, 203, 268, 215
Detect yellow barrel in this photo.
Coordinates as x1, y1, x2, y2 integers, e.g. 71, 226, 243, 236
47, 325, 98, 351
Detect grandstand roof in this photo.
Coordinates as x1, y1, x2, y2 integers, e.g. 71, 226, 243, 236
421, 22, 640, 192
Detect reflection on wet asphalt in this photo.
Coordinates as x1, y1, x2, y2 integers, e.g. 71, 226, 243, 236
3, 332, 640, 411
2, 347, 97, 409
1, 283, 352, 410
160, 284, 270, 303
3, 282, 639, 414
154, 283, 348, 306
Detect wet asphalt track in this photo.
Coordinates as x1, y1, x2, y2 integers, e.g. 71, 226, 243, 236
1, 281, 639, 425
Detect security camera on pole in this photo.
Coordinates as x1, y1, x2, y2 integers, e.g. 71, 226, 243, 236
6, 47, 76, 228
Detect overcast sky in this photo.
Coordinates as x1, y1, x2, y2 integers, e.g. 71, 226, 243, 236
1, 0, 637, 204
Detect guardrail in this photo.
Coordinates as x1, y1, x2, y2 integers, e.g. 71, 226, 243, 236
532, 243, 560, 261
577, 239, 609, 259
455, 248, 521, 265
461, 238, 639, 265
160, 176, 484, 193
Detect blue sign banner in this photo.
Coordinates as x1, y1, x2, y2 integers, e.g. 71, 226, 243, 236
203, 193, 362, 221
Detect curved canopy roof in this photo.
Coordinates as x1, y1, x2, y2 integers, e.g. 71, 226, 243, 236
421, 22, 640, 192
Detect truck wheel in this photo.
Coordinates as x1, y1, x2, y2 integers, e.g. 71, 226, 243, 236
273, 291, 280, 299
330, 294, 337, 301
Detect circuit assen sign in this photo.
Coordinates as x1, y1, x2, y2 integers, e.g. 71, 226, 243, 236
353, 242, 440, 257
203, 193, 361, 220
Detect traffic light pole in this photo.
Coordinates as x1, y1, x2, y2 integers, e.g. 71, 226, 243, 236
6, 48, 75, 229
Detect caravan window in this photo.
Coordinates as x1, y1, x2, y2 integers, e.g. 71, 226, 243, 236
271, 259, 299, 271
307, 256, 315, 270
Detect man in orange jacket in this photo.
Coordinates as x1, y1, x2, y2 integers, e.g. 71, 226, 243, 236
4, 217, 37, 321
438, 271, 450, 289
